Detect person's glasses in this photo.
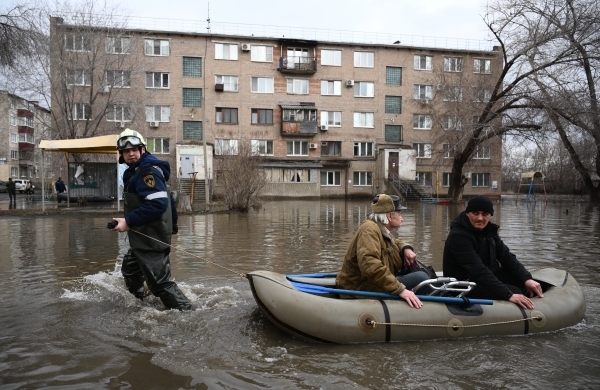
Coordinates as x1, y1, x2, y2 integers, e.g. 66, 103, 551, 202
117, 136, 143, 149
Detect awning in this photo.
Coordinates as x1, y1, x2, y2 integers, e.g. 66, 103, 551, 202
280, 104, 316, 110
261, 161, 323, 169
39, 134, 119, 154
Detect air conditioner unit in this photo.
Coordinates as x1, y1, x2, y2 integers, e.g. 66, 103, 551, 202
150, 121, 160, 128
320, 125, 328, 131
214, 83, 224, 92
436, 84, 443, 91
346, 80, 354, 87
115, 121, 125, 128
420, 98, 430, 105
309, 143, 318, 150
100, 86, 110, 93
241, 43, 251, 51
463, 172, 472, 178
321, 141, 327, 146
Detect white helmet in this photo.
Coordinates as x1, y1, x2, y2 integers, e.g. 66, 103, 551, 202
116, 129, 146, 151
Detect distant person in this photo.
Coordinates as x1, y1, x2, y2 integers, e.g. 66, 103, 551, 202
443, 195, 544, 309
25, 181, 33, 196
55, 177, 67, 203
7, 178, 16, 203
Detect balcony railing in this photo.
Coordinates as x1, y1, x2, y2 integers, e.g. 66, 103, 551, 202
278, 56, 317, 74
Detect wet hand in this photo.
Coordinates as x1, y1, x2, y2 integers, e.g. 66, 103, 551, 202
509, 293, 534, 309
524, 279, 544, 298
111, 218, 130, 232
399, 289, 423, 309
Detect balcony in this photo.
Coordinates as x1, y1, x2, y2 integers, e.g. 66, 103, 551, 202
278, 56, 317, 74
280, 103, 318, 136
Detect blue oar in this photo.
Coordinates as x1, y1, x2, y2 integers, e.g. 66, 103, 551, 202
290, 282, 493, 305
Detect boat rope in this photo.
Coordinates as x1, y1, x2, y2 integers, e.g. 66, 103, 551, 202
368, 315, 543, 329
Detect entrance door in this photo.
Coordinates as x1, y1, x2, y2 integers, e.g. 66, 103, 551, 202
388, 152, 399, 180
180, 155, 195, 178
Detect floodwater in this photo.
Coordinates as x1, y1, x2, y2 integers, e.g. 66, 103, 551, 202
0, 198, 599, 389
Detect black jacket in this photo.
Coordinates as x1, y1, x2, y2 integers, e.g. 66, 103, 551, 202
443, 212, 532, 300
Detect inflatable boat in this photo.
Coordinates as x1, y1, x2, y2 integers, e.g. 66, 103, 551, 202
247, 268, 585, 343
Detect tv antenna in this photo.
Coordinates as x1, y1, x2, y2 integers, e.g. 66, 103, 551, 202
206, 2, 211, 33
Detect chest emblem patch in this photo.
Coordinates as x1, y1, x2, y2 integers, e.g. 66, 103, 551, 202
143, 174, 155, 188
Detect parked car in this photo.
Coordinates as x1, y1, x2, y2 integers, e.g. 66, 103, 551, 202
0, 181, 7, 193
13, 179, 35, 194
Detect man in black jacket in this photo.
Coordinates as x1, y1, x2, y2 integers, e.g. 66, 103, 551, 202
443, 196, 544, 309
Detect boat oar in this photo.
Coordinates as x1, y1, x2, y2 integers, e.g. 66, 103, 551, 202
290, 282, 493, 305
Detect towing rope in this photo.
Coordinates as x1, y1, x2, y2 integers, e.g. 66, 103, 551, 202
368, 315, 543, 329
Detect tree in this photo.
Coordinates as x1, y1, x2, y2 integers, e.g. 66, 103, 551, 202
0, 2, 43, 69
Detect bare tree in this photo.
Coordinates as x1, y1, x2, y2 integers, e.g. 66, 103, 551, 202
0, 2, 43, 69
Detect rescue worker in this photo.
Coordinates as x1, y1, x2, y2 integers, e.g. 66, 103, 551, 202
110, 129, 193, 311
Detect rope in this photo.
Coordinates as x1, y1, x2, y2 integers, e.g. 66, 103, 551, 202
128, 228, 247, 279
368, 315, 543, 329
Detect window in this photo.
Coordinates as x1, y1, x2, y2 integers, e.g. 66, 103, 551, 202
251, 109, 273, 124
145, 72, 169, 89
19, 133, 34, 143
354, 52, 374, 67
251, 140, 273, 155
321, 80, 342, 95
72, 103, 91, 120
106, 105, 131, 122
354, 82, 374, 97
215, 139, 239, 155
414, 55, 432, 70
10, 116, 16, 126
386, 66, 402, 86
353, 112, 374, 127
444, 57, 463, 72
287, 141, 308, 156
472, 173, 491, 187
251, 77, 274, 93
353, 171, 372, 186
287, 78, 309, 94
443, 143, 455, 158
106, 70, 130, 88
444, 86, 463, 102
321, 49, 341, 66
10, 133, 17, 143
321, 111, 341, 127
473, 145, 490, 159
9, 98, 15, 109
385, 96, 402, 114
283, 109, 316, 122
413, 114, 432, 129
145, 105, 170, 122
67, 69, 91, 86
413, 85, 433, 99
18, 117, 33, 127
183, 88, 202, 107
65, 34, 90, 51
385, 125, 402, 143
265, 168, 312, 182
215, 75, 238, 92
413, 143, 431, 158
321, 141, 341, 156
146, 138, 169, 154
443, 116, 462, 130
251, 45, 273, 62
183, 121, 202, 141
443, 172, 452, 187
321, 171, 341, 186
145, 39, 169, 56
183, 57, 202, 77
106, 37, 130, 54
11, 150, 18, 160
216, 108, 238, 124
416, 172, 432, 185
474, 89, 492, 102
474, 59, 492, 74
354, 142, 374, 157
215, 43, 238, 60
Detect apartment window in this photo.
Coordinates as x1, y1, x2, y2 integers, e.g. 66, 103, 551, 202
215, 75, 238, 92
9, 98, 15, 108
474, 59, 492, 74
106, 70, 130, 88
413, 114, 432, 130
385, 96, 402, 114
145, 39, 169, 56
443, 116, 462, 130
251, 140, 273, 156
354, 82, 374, 97
215, 139, 239, 155
216, 108, 238, 124
472, 173, 491, 187
251, 109, 273, 124
353, 171, 373, 186
386, 66, 402, 86
183, 88, 202, 107
11, 167, 18, 176
146, 72, 169, 89
354, 51, 374, 67
106, 37, 130, 54
183, 121, 202, 141
146, 137, 169, 154
11, 150, 18, 160
444, 57, 463, 72
353, 112, 374, 127
287, 141, 308, 156
145, 105, 170, 122
183, 57, 202, 77
321, 111, 341, 127
106, 105, 131, 122
385, 125, 402, 143
19, 133, 33, 143
67, 69, 91, 86
443, 172, 452, 187
321, 141, 341, 156
287, 78, 309, 94
283, 109, 316, 122
321, 49, 341, 66
215, 43, 238, 60
474, 89, 492, 102
10, 133, 17, 143
443, 143, 455, 158
414, 55, 432, 70
473, 145, 491, 159
10, 116, 16, 126
354, 142, 374, 157
413, 84, 433, 99
65, 34, 90, 51
18, 117, 33, 127
413, 143, 431, 158
321, 171, 341, 186
321, 80, 342, 95
251, 45, 273, 62
72, 103, 91, 120
444, 86, 463, 102
251, 77, 274, 93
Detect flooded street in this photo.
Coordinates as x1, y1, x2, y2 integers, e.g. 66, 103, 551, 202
0, 198, 599, 389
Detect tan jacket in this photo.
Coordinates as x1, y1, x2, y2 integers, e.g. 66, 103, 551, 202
336, 219, 413, 296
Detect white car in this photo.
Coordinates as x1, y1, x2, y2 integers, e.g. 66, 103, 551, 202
13, 179, 35, 193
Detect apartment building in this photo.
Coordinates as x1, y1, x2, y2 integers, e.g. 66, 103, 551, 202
49, 17, 502, 200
